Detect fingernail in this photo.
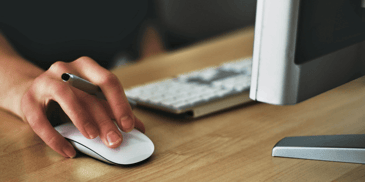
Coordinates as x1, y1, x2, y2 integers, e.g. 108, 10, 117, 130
64, 142, 76, 158
107, 131, 122, 146
84, 122, 98, 139
120, 116, 134, 132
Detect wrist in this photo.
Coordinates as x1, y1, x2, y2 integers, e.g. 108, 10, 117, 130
0, 34, 44, 120
0, 57, 44, 121
1, 76, 36, 121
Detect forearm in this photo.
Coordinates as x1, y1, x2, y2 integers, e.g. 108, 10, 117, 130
0, 33, 44, 120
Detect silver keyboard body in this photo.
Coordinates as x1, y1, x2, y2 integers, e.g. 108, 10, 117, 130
125, 57, 253, 118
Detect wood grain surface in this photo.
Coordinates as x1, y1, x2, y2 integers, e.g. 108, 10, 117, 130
1, 27, 365, 181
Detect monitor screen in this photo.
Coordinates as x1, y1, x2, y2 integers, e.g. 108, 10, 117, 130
295, 0, 365, 64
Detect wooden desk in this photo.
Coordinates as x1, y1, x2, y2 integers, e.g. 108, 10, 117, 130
2, 27, 365, 181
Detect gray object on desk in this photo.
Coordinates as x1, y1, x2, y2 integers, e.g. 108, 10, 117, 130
272, 135, 365, 164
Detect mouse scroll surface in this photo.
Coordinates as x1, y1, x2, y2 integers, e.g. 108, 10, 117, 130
55, 122, 154, 165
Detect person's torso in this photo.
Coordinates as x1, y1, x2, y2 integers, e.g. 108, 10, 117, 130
0, 0, 148, 69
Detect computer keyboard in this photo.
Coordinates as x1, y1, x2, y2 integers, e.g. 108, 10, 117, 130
125, 57, 253, 118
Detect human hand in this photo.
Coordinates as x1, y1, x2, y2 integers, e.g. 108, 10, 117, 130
21, 56, 145, 158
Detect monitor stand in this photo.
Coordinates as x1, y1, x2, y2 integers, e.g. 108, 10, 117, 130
272, 135, 365, 164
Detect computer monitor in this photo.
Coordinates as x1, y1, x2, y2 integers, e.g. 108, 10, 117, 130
249, 0, 365, 164
250, 0, 365, 105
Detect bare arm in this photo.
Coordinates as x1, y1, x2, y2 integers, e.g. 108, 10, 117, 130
0, 33, 43, 120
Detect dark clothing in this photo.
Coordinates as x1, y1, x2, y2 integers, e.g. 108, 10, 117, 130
0, 0, 148, 69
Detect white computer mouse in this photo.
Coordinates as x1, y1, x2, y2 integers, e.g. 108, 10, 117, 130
55, 122, 154, 165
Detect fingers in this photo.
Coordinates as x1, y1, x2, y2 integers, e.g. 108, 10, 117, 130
21, 90, 76, 158
51, 82, 99, 139
34, 76, 99, 140
71, 57, 136, 132
71, 87, 123, 148
22, 74, 100, 157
